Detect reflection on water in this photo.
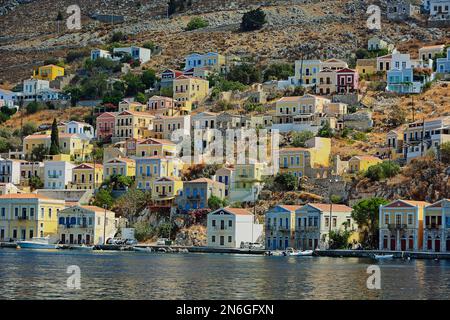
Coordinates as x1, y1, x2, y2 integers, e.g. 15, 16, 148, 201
1, 249, 449, 300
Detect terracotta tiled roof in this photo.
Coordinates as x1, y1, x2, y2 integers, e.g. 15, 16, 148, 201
79, 205, 114, 214
305, 203, 353, 212
224, 207, 252, 215
279, 205, 302, 211
0, 193, 52, 200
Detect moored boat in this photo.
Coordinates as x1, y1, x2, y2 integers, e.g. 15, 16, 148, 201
373, 254, 394, 260
17, 237, 58, 250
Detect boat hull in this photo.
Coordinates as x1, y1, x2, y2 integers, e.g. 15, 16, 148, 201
17, 242, 58, 249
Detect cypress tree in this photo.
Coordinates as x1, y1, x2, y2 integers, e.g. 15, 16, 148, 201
49, 118, 60, 155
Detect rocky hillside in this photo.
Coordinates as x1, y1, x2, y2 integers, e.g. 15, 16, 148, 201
0, 0, 448, 83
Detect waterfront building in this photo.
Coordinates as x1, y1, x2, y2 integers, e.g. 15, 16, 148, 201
265, 205, 301, 250
57, 205, 116, 245
295, 203, 355, 250
0, 193, 65, 241
379, 199, 429, 251
207, 207, 263, 248
178, 178, 225, 211
423, 199, 450, 252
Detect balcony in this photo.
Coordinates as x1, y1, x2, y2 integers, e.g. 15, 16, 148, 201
187, 195, 201, 200
296, 226, 319, 232
426, 224, 441, 230
17, 215, 28, 220
388, 223, 407, 231
213, 226, 228, 231
47, 174, 59, 179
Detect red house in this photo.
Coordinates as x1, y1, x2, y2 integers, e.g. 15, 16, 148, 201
336, 68, 359, 94
96, 112, 117, 141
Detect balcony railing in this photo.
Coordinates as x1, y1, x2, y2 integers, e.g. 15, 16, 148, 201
17, 215, 27, 220
213, 226, 228, 231
388, 223, 407, 230
296, 226, 319, 232
426, 224, 441, 230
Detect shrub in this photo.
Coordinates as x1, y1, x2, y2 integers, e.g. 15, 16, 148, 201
186, 17, 209, 31
26, 102, 45, 115
93, 189, 114, 208
263, 63, 294, 81
110, 31, 127, 43
227, 63, 262, 85
441, 141, 450, 164
365, 161, 400, 181
317, 122, 334, 138
292, 131, 314, 147
241, 8, 266, 31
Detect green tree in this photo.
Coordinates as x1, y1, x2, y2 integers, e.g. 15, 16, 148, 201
263, 63, 294, 81
352, 197, 389, 249
49, 118, 60, 155
26, 101, 44, 114
113, 188, 151, 218
186, 17, 209, 31
317, 122, 334, 138
123, 73, 146, 96
227, 63, 261, 85
329, 229, 352, 249
241, 8, 267, 31
292, 131, 314, 147
141, 69, 157, 88
30, 145, 49, 161
142, 41, 156, 51
110, 31, 127, 43
21, 122, 38, 136
365, 161, 400, 181
208, 195, 225, 211
136, 92, 147, 104
133, 221, 153, 242
273, 173, 298, 191
0, 137, 10, 153
93, 189, 114, 208
440, 141, 450, 164
29, 176, 44, 191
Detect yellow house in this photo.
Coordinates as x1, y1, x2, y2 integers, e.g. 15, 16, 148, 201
274, 95, 331, 124
136, 138, 177, 157
23, 133, 93, 161
114, 111, 154, 142
33, 64, 65, 81
348, 155, 382, 173
72, 163, 104, 190
379, 199, 429, 251
135, 156, 183, 191
0, 193, 65, 241
151, 177, 183, 208
173, 75, 209, 107
279, 137, 331, 178
356, 59, 377, 76
103, 157, 136, 180
294, 59, 322, 86
57, 205, 117, 245
118, 100, 146, 112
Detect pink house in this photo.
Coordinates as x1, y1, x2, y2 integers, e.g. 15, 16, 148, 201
96, 112, 117, 141
336, 68, 359, 94
147, 95, 175, 113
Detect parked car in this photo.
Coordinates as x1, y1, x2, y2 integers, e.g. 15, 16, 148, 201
156, 238, 170, 246
125, 239, 137, 245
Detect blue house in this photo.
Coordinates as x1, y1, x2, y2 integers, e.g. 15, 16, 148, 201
437, 48, 450, 74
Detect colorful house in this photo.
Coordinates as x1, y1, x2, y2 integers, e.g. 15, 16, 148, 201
215, 166, 235, 197
274, 95, 331, 124
265, 205, 301, 250
135, 156, 183, 191
71, 163, 103, 190
379, 200, 429, 251
57, 205, 116, 245
348, 155, 382, 173
136, 138, 177, 157
356, 59, 377, 76
437, 47, 450, 74
33, 64, 64, 81
0, 193, 65, 241
295, 203, 355, 250
184, 52, 226, 72
229, 163, 266, 203
151, 115, 191, 140
419, 44, 445, 61
103, 157, 136, 180
316, 68, 337, 95
423, 199, 450, 252
96, 112, 117, 141
113, 110, 154, 142
172, 75, 209, 107
178, 178, 225, 211
293, 59, 321, 86
336, 68, 359, 93
151, 177, 183, 209
279, 137, 331, 178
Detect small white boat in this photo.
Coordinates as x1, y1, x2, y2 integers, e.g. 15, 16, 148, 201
17, 237, 58, 250
284, 248, 314, 256
373, 254, 394, 259
134, 246, 153, 253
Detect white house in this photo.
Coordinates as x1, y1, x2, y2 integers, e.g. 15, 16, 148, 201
21, 79, 66, 102
64, 121, 95, 139
0, 88, 19, 108
91, 49, 112, 61
184, 52, 224, 71
0, 159, 21, 184
113, 46, 151, 64
207, 207, 263, 248
43, 161, 76, 189
429, 0, 450, 18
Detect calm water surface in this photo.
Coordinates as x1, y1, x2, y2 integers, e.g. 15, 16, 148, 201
1, 248, 449, 300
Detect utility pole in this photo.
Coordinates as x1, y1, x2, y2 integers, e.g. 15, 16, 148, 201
103, 204, 107, 245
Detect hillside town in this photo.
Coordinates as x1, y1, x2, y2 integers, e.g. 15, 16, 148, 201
0, 2, 449, 256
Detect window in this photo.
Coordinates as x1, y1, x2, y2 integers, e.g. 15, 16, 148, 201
385, 214, 389, 225
332, 218, 337, 227
228, 220, 232, 227
48, 208, 52, 218
228, 236, 232, 243
212, 219, 216, 227
211, 236, 216, 243
408, 214, 413, 225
